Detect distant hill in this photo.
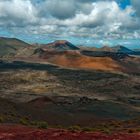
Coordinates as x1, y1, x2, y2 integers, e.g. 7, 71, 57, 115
81, 45, 133, 53
40, 40, 80, 51
79, 46, 114, 52
79, 45, 140, 56
0, 37, 31, 57
134, 48, 140, 51
34, 47, 125, 72
111, 45, 134, 53
45, 51, 125, 72
81, 50, 129, 60
32, 41, 140, 73
33, 40, 80, 58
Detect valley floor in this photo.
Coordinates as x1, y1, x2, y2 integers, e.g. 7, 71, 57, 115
0, 60, 140, 139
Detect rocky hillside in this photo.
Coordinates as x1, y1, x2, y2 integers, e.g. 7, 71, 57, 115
0, 37, 31, 57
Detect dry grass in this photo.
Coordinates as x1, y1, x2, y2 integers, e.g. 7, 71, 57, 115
10, 70, 49, 82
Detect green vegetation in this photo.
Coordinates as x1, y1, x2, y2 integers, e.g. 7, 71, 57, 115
33, 121, 48, 129
19, 118, 29, 126
68, 125, 81, 131
67, 125, 113, 134
19, 118, 48, 129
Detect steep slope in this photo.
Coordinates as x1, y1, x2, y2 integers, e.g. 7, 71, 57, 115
39, 50, 124, 72
112, 45, 134, 53
32, 41, 125, 72
112, 45, 140, 55
31, 40, 140, 73
0, 37, 31, 57
15, 45, 40, 57
41, 40, 80, 51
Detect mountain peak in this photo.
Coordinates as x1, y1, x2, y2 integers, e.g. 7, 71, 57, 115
54, 40, 69, 44
42, 40, 79, 51
112, 45, 133, 53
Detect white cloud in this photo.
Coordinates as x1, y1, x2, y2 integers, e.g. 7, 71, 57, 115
44, 0, 77, 19
0, 0, 38, 26
0, 0, 139, 40
52, 1, 137, 38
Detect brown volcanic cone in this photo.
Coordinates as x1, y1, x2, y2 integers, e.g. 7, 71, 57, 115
41, 40, 79, 51
41, 50, 125, 72
33, 40, 126, 72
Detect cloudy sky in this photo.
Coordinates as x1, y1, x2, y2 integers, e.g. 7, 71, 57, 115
0, 0, 140, 48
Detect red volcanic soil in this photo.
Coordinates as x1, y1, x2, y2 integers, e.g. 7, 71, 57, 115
42, 51, 125, 72
0, 125, 140, 140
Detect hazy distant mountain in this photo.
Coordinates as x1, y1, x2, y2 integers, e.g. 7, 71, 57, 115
79, 45, 140, 56
111, 45, 134, 53
106, 45, 140, 55
79, 46, 114, 52
89, 45, 133, 53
